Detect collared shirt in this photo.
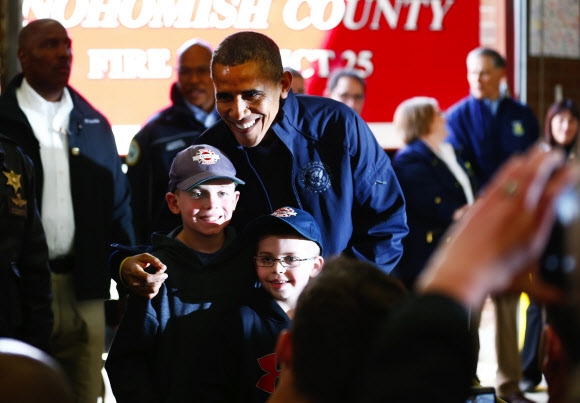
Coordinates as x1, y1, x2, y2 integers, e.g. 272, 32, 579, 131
484, 97, 501, 116
436, 142, 475, 205
16, 78, 75, 259
185, 101, 219, 128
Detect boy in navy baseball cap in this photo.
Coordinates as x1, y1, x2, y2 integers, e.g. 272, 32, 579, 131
195, 206, 324, 402
106, 144, 254, 402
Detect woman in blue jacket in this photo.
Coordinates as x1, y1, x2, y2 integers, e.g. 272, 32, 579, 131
391, 97, 477, 290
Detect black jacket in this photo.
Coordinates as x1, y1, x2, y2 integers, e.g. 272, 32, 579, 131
0, 74, 135, 300
0, 133, 52, 351
196, 287, 291, 403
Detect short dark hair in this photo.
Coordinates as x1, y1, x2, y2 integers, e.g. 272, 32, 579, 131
544, 98, 580, 145
211, 31, 283, 82
284, 67, 303, 79
467, 47, 507, 69
291, 256, 406, 403
326, 68, 366, 93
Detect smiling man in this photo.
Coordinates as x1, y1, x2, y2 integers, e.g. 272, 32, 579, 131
194, 31, 407, 273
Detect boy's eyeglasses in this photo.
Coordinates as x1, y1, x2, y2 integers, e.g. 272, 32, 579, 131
254, 256, 316, 268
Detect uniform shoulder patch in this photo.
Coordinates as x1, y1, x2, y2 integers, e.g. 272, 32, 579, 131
125, 140, 141, 166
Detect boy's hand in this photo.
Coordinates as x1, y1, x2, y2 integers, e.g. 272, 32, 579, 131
120, 253, 168, 299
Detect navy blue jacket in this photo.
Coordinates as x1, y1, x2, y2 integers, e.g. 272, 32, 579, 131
0, 134, 52, 352
196, 92, 408, 273
391, 140, 477, 289
125, 84, 218, 243
105, 227, 255, 403
446, 95, 539, 187
195, 287, 291, 403
0, 74, 135, 300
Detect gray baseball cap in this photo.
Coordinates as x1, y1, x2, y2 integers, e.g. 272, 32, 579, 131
168, 144, 244, 192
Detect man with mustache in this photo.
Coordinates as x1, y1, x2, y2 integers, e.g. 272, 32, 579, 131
0, 18, 135, 403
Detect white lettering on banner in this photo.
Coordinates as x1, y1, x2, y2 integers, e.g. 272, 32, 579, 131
85, 47, 372, 80
281, 48, 373, 78
283, 0, 454, 31
283, 0, 345, 31
280, 48, 336, 79
87, 48, 172, 79
23, 0, 453, 30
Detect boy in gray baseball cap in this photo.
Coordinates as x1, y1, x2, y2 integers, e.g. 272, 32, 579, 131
106, 144, 254, 402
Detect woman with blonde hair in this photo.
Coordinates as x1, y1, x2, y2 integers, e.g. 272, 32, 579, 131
391, 96, 476, 289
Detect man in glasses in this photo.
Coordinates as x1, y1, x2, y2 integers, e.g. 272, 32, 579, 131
324, 68, 366, 115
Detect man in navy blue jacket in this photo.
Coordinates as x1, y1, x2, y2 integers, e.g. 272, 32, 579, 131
0, 19, 135, 403
445, 47, 539, 403
197, 31, 407, 273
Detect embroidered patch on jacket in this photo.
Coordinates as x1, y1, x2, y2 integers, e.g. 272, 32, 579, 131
8, 193, 27, 216
192, 148, 219, 164
3, 170, 27, 216
299, 161, 331, 193
512, 121, 525, 136
125, 140, 141, 166
271, 207, 297, 218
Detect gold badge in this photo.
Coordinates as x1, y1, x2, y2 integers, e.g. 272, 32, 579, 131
512, 121, 524, 137
3, 170, 22, 194
125, 140, 141, 166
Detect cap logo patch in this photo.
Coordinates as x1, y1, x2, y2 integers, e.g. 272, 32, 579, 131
192, 148, 220, 165
272, 207, 297, 218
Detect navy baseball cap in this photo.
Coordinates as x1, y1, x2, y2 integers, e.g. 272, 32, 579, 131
168, 144, 244, 192
244, 207, 323, 253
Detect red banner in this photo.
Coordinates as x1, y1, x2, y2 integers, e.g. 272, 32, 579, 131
22, 0, 478, 153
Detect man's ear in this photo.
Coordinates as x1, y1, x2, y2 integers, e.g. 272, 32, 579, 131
166, 192, 180, 215
279, 70, 293, 100
275, 329, 293, 369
